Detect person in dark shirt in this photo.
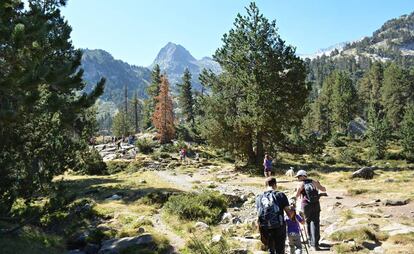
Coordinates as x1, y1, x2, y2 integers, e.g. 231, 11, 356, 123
295, 170, 326, 251
256, 177, 293, 254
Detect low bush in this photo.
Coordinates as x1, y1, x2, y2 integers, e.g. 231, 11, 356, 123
330, 133, 346, 147
338, 148, 363, 165
135, 138, 156, 154
106, 161, 129, 174
186, 234, 230, 254
164, 191, 227, 224
73, 149, 107, 175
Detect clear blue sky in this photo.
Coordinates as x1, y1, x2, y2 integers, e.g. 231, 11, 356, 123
61, 0, 414, 66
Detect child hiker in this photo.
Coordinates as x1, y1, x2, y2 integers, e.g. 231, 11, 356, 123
285, 199, 305, 254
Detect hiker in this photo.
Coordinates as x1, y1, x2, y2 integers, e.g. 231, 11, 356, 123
285, 200, 305, 254
179, 148, 186, 161
195, 152, 200, 162
256, 177, 293, 254
263, 153, 273, 177
295, 170, 326, 251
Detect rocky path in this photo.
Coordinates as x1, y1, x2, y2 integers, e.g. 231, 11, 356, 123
151, 213, 186, 253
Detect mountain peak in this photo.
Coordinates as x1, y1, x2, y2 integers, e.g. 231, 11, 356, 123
152, 42, 197, 69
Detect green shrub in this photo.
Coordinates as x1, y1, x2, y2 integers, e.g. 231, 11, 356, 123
164, 191, 227, 224
140, 191, 176, 207
125, 161, 145, 173
159, 143, 176, 153
338, 148, 363, 165
186, 234, 230, 254
106, 161, 129, 174
135, 138, 156, 154
330, 133, 346, 147
323, 155, 336, 165
73, 149, 107, 175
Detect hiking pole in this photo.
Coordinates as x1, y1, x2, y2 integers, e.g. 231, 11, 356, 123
299, 229, 309, 254
301, 223, 311, 249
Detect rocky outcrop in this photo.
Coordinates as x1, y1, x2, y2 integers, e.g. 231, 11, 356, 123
352, 167, 375, 179
98, 234, 154, 254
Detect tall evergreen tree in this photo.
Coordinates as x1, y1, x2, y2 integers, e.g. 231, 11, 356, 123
199, 3, 309, 165
331, 71, 357, 132
0, 0, 104, 214
357, 62, 384, 118
143, 64, 162, 128
400, 104, 414, 161
152, 76, 175, 143
381, 63, 410, 129
112, 111, 134, 137
366, 103, 389, 159
178, 68, 194, 124
132, 91, 141, 133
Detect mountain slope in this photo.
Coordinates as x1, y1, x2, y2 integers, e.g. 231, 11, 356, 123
150, 42, 221, 92
81, 49, 151, 106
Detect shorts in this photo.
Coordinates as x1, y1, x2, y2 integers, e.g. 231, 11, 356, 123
264, 167, 272, 172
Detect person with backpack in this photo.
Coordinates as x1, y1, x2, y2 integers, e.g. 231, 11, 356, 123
263, 153, 273, 177
256, 177, 293, 254
295, 170, 326, 251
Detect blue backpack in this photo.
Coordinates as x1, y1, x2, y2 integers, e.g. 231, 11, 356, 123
257, 191, 284, 229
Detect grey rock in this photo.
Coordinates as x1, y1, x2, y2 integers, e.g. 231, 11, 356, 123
211, 235, 222, 243
384, 199, 409, 206
195, 221, 209, 231
221, 212, 233, 224
106, 194, 122, 200
137, 227, 145, 234
98, 234, 154, 254
352, 167, 375, 179
381, 223, 414, 236
373, 246, 385, 254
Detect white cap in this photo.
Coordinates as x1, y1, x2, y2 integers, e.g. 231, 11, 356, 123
295, 169, 307, 177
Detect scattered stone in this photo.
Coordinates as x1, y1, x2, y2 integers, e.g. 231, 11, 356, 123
352, 167, 375, 179
384, 178, 395, 183
384, 199, 410, 206
383, 214, 392, 218
224, 194, 244, 207
232, 217, 242, 224
84, 243, 100, 254
106, 194, 122, 201
137, 227, 145, 234
346, 218, 369, 226
233, 207, 240, 211
98, 234, 154, 254
335, 196, 344, 199
212, 235, 222, 243
334, 202, 342, 207
380, 223, 414, 236
373, 246, 385, 254
324, 224, 369, 239
221, 212, 233, 223
139, 180, 147, 184
195, 222, 209, 231
375, 199, 381, 202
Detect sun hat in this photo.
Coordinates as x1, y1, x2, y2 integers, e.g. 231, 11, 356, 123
295, 169, 307, 177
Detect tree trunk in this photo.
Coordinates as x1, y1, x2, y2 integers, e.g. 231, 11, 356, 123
246, 134, 256, 165
256, 132, 264, 167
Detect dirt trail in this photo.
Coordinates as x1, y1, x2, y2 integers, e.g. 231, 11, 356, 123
151, 213, 186, 253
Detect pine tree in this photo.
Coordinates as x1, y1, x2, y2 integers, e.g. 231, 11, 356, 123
199, 3, 309, 165
0, 0, 104, 214
366, 104, 389, 159
357, 62, 383, 118
400, 104, 414, 161
152, 76, 175, 143
178, 68, 194, 124
143, 64, 162, 128
132, 91, 141, 133
331, 71, 357, 132
112, 111, 134, 137
381, 63, 410, 129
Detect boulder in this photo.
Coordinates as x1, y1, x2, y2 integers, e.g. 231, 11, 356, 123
383, 199, 410, 206
195, 221, 209, 231
373, 246, 385, 254
352, 167, 375, 179
67, 231, 89, 250
221, 212, 233, 224
380, 223, 414, 236
98, 234, 154, 254
106, 194, 122, 201
211, 235, 222, 243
